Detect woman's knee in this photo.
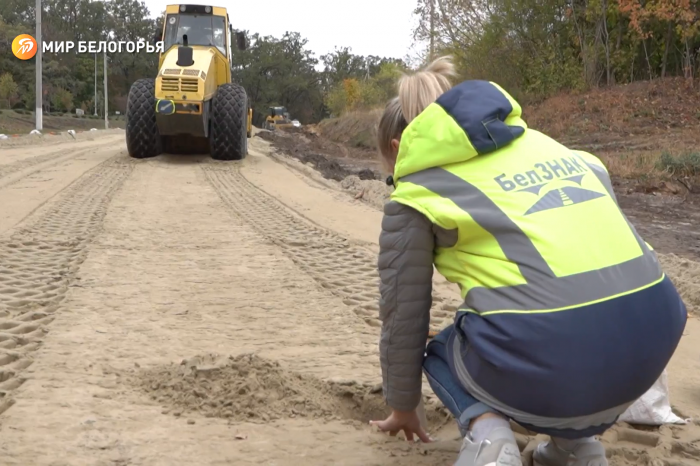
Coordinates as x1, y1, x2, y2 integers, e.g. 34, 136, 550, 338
425, 324, 454, 358
432, 324, 454, 344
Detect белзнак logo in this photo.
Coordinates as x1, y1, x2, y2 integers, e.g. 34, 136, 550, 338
12, 34, 37, 60
493, 155, 608, 216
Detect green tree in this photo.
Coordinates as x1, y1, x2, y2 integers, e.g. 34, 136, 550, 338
321, 47, 368, 91
0, 0, 158, 112
0, 73, 19, 108
231, 31, 326, 124
372, 61, 406, 102
50, 88, 73, 112
322, 60, 409, 116
412, 0, 700, 100
1, 1, 411, 122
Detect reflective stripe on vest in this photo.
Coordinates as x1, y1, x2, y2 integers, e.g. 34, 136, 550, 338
400, 155, 663, 315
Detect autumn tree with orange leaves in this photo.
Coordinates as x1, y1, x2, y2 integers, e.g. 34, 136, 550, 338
618, 0, 700, 77
412, 0, 700, 99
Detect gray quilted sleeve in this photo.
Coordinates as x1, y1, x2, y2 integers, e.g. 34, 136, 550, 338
378, 200, 435, 412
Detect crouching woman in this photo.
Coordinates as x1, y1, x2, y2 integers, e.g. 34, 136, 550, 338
370, 56, 687, 466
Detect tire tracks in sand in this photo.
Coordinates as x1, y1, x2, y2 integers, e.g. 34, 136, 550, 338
0, 136, 124, 188
201, 162, 457, 335
0, 157, 456, 466
0, 155, 135, 415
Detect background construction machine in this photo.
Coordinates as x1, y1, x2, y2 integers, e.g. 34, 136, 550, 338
263, 106, 295, 131
125, 4, 253, 160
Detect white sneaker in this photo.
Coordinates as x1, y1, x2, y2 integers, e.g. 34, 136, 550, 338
454, 426, 522, 466
533, 439, 608, 466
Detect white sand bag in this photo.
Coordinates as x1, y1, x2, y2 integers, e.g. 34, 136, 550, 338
618, 369, 688, 425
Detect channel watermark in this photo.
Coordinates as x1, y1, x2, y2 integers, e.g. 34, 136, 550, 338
44, 40, 165, 53
11, 34, 38, 60
11, 35, 164, 58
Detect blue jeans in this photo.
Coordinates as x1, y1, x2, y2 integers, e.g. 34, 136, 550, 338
422, 325, 622, 439
423, 324, 498, 435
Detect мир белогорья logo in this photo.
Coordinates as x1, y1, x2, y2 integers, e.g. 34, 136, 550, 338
12, 34, 38, 60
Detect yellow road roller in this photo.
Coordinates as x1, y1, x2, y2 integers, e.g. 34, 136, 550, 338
125, 4, 253, 160
264, 106, 295, 131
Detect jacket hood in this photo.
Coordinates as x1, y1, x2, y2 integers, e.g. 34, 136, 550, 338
394, 80, 528, 180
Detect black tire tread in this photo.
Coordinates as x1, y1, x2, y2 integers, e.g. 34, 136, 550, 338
125, 78, 161, 159
210, 83, 247, 160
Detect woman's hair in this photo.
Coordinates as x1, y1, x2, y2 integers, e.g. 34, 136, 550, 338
398, 55, 457, 123
376, 55, 457, 160
377, 97, 407, 160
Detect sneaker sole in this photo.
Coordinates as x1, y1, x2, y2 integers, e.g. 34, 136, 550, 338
485, 444, 523, 466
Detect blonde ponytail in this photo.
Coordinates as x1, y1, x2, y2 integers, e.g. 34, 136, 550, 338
398, 55, 457, 123
376, 56, 457, 168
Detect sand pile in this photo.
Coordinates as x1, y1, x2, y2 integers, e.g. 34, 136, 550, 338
137, 353, 399, 424
658, 253, 700, 313
341, 175, 393, 209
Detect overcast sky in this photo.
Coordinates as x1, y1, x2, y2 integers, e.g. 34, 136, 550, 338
140, 0, 422, 63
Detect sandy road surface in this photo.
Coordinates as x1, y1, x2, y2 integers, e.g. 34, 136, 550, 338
0, 130, 698, 465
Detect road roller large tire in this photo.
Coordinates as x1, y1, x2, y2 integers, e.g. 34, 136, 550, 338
210, 83, 248, 161
125, 78, 162, 159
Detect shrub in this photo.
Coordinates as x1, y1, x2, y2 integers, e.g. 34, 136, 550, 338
656, 151, 700, 177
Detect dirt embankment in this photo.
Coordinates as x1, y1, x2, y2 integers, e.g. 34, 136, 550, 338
0, 127, 125, 148
254, 129, 392, 210
317, 109, 382, 152
255, 129, 383, 182
314, 78, 700, 193
524, 78, 700, 148
0, 109, 125, 135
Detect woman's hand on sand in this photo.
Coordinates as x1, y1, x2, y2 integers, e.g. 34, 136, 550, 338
370, 409, 432, 443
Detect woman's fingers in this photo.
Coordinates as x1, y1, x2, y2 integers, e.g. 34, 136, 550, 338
369, 419, 397, 433
414, 426, 432, 443
370, 418, 431, 443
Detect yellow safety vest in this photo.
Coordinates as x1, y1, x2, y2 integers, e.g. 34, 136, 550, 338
391, 80, 663, 315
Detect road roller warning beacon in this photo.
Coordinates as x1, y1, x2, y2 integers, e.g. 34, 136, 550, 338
125, 4, 253, 160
